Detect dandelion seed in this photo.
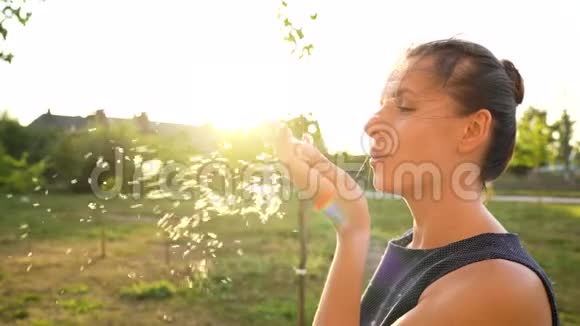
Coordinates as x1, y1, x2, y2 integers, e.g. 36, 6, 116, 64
237, 249, 244, 256
20, 224, 28, 229
6, 194, 13, 199
65, 248, 72, 255
80, 265, 85, 272
88, 128, 97, 132
84, 152, 93, 159
187, 276, 193, 288
27, 252, 32, 257
44, 190, 49, 196
88, 202, 97, 210
33, 202, 40, 207
207, 232, 217, 239
34, 185, 41, 191
70, 179, 78, 184
26, 265, 32, 272
130, 204, 143, 209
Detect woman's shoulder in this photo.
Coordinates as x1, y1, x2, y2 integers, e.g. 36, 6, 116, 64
415, 258, 553, 325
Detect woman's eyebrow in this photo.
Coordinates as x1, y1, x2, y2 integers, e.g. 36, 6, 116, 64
379, 86, 417, 105
396, 87, 416, 97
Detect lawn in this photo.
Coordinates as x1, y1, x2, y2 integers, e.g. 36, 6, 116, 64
0, 194, 578, 325
493, 188, 580, 199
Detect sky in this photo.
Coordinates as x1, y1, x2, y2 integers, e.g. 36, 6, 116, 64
0, 0, 579, 154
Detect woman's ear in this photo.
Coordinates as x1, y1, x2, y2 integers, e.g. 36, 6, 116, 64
457, 108, 492, 154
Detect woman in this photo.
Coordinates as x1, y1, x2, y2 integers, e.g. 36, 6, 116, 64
273, 39, 559, 325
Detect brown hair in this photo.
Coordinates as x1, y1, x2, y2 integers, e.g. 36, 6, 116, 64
406, 38, 524, 191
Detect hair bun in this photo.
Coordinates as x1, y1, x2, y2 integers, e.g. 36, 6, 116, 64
501, 59, 524, 105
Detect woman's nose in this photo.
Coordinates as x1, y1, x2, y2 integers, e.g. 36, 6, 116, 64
364, 113, 383, 137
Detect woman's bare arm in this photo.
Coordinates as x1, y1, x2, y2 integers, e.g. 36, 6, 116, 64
273, 127, 371, 326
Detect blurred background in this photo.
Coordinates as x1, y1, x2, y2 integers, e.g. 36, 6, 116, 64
0, 0, 578, 325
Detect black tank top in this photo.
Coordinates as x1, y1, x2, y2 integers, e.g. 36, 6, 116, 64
360, 228, 559, 325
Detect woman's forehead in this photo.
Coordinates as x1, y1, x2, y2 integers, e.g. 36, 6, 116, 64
382, 57, 442, 97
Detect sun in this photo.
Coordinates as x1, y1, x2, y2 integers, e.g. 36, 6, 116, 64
208, 112, 265, 131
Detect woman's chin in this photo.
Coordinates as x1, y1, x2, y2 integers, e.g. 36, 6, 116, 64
372, 174, 404, 196
372, 174, 389, 193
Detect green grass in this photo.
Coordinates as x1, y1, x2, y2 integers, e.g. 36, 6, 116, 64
59, 284, 90, 295
120, 280, 176, 300
58, 298, 102, 314
0, 293, 41, 322
493, 188, 580, 198
30, 320, 56, 326
0, 194, 578, 325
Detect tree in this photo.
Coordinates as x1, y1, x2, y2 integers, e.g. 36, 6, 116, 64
551, 109, 576, 183
0, 111, 30, 158
1, 0, 33, 63
0, 113, 52, 192
573, 141, 580, 171
286, 113, 327, 154
510, 107, 557, 175
50, 121, 140, 193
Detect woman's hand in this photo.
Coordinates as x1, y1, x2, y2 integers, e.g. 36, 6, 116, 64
272, 124, 370, 237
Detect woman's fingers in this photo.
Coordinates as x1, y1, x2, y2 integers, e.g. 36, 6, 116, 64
270, 124, 363, 204
295, 142, 363, 203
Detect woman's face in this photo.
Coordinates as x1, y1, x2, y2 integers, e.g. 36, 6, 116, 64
364, 57, 473, 198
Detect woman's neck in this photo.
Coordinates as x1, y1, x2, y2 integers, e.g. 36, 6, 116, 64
402, 185, 507, 250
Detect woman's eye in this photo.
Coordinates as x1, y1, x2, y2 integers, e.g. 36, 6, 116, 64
397, 106, 415, 112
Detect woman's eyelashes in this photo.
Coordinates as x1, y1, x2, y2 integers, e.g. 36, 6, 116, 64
379, 96, 416, 114
395, 99, 415, 112
397, 106, 415, 112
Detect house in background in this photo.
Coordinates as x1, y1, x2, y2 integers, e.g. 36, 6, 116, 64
28, 109, 218, 152
28, 109, 88, 132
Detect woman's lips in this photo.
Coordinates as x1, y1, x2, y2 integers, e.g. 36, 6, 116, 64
370, 153, 390, 165
370, 148, 390, 159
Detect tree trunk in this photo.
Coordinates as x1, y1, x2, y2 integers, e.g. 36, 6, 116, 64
298, 199, 308, 326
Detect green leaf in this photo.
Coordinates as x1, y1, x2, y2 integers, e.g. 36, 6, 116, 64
296, 28, 304, 39
284, 32, 296, 44
300, 44, 314, 59
283, 18, 292, 27
0, 23, 7, 40
281, 1, 288, 7
310, 13, 318, 20
0, 52, 14, 63
15, 8, 32, 26
3, 6, 14, 19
